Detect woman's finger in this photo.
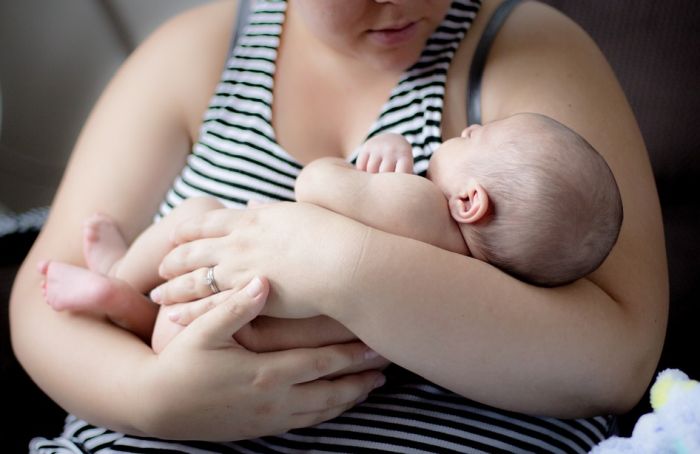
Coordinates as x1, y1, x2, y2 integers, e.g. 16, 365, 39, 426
289, 370, 385, 429
261, 342, 380, 385
291, 370, 384, 414
151, 266, 220, 305
170, 208, 240, 245
185, 277, 269, 348
290, 400, 359, 432
234, 315, 357, 352
165, 288, 239, 325
159, 238, 221, 279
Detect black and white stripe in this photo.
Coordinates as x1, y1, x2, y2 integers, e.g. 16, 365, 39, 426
157, 0, 481, 214
31, 382, 614, 453
160, 0, 297, 212
30, 0, 615, 452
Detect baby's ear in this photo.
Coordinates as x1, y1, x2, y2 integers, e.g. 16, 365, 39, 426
449, 180, 490, 225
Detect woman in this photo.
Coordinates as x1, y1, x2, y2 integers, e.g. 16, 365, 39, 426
11, 0, 667, 452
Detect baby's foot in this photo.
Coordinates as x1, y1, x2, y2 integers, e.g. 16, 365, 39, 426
37, 260, 119, 312
83, 213, 127, 275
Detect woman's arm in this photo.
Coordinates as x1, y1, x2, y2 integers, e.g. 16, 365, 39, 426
332, 2, 667, 417
158, 1, 667, 419
10, 2, 381, 437
10, 2, 211, 430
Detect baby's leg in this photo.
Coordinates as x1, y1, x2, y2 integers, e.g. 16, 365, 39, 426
83, 213, 129, 275
151, 308, 185, 354
110, 197, 225, 293
38, 260, 157, 342
39, 260, 115, 311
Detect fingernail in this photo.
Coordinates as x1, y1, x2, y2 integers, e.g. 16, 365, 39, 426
373, 375, 386, 389
245, 277, 263, 298
167, 309, 180, 322
150, 288, 161, 303
364, 349, 379, 360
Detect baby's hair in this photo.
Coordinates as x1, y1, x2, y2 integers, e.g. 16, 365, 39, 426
466, 114, 623, 287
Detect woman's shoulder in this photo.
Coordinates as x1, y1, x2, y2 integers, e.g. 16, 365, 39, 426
488, 0, 600, 64
138, 1, 238, 66
445, 0, 593, 136
470, 0, 593, 47
132, 0, 239, 138
479, 0, 613, 120
158, 0, 238, 40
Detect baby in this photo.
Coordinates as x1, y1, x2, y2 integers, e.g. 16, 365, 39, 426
297, 112, 623, 287
39, 112, 622, 351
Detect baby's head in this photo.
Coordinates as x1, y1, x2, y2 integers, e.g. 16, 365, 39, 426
428, 113, 623, 286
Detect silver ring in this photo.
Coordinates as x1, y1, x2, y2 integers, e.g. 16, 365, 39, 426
206, 266, 220, 294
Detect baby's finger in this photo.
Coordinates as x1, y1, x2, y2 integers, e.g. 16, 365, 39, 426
396, 157, 414, 174
366, 154, 382, 173
378, 159, 396, 173
355, 150, 369, 171
247, 199, 276, 208
291, 370, 384, 415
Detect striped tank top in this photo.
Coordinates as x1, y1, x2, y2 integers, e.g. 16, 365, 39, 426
30, 0, 615, 452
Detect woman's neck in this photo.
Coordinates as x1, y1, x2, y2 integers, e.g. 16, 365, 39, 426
272, 5, 408, 163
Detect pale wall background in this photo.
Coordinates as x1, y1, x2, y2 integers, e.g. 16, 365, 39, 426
0, 0, 208, 214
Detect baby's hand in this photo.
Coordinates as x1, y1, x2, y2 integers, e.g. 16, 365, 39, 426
356, 133, 413, 174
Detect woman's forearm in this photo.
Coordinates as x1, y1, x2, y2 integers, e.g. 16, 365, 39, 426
11, 256, 154, 434
325, 227, 661, 418
155, 198, 664, 417
12, 249, 385, 440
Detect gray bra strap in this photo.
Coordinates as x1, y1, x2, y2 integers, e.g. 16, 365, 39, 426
228, 0, 251, 55
467, 0, 523, 125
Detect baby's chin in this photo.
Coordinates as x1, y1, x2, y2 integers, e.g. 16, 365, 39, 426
427, 169, 451, 197
427, 153, 447, 181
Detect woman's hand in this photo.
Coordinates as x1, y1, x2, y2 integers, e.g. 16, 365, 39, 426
139, 278, 385, 441
153, 203, 366, 320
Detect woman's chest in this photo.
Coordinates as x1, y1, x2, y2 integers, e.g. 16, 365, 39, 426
270, 64, 399, 165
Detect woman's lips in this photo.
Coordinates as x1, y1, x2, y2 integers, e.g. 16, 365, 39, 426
367, 21, 419, 46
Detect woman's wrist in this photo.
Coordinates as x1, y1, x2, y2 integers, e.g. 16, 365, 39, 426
129, 351, 164, 437
309, 206, 373, 321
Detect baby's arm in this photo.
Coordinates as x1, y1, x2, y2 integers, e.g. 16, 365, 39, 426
296, 158, 467, 255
